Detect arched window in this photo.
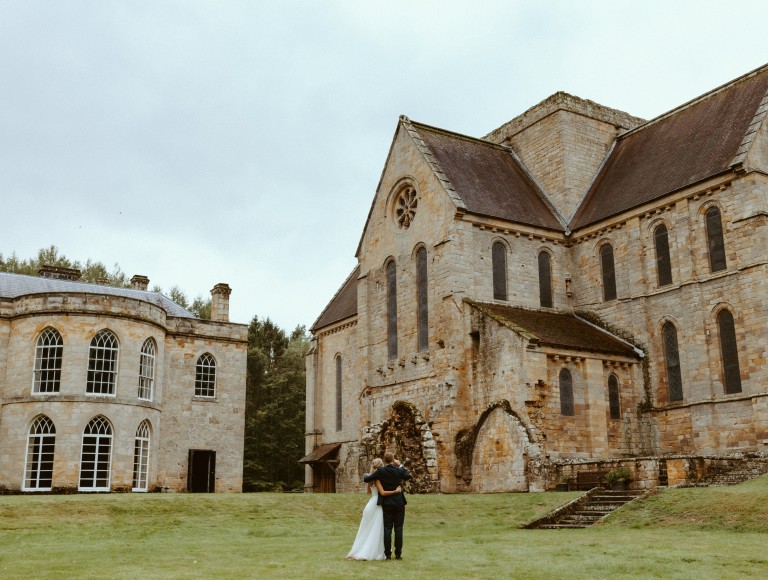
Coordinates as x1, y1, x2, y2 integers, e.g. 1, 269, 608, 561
79, 416, 112, 491
492, 242, 507, 301
335, 355, 342, 432
23, 415, 56, 491
87, 330, 119, 395
33, 327, 63, 394
705, 206, 726, 272
195, 353, 216, 398
654, 224, 673, 287
600, 243, 617, 301
138, 338, 156, 401
386, 260, 398, 360
416, 246, 429, 351
662, 322, 683, 402
559, 368, 574, 416
608, 374, 621, 420
717, 310, 742, 394
133, 420, 151, 492
538, 251, 553, 308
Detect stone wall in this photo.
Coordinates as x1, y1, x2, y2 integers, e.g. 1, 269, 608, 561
0, 291, 247, 493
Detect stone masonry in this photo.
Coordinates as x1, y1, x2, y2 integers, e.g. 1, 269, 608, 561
305, 64, 768, 493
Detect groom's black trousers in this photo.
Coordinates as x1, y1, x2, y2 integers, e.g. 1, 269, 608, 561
382, 505, 405, 558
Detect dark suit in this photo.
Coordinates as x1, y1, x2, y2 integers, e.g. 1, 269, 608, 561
364, 463, 411, 558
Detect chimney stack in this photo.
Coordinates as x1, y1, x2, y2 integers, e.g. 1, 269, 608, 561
210, 283, 232, 322
131, 275, 150, 291
39, 265, 81, 281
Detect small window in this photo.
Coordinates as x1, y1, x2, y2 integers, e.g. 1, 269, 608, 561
87, 330, 119, 395
705, 207, 727, 272
654, 224, 673, 287
386, 260, 398, 360
138, 338, 156, 401
600, 244, 617, 301
416, 246, 429, 351
335, 355, 342, 432
662, 322, 683, 402
133, 421, 151, 492
559, 368, 574, 416
195, 353, 216, 398
538, 251, 553, 308
492, 242, 507, 301
608, 374, 621, 420
79, 416, 112, 491
24, 415, 56, 491
33, 327, 63, 394
717, 310, 742, 394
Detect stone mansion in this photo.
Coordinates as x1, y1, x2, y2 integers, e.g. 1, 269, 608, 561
0, 267, 247, 493
303, 64, 768, 493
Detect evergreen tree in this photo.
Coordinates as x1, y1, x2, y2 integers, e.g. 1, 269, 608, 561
243, 316, 308, 491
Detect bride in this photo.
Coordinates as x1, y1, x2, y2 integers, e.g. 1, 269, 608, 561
346, 458, 402, 561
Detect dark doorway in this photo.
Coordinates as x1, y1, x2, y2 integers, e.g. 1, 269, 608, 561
188, 449, 216, 492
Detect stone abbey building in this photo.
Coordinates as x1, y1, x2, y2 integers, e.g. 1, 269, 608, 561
0, 268, 247, 493
304, 64, 768, 493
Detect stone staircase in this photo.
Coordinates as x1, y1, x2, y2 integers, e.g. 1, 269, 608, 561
526, 488, 645, 529
682, 458, 768, 487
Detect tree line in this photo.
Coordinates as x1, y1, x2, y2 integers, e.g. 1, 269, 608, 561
1, 246, 307, 491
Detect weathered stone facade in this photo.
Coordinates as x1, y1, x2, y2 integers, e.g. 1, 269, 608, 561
305, 64, 768, 492
0, 272, 247, 493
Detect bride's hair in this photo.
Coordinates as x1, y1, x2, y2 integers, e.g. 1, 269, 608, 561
371, 458, 384, 471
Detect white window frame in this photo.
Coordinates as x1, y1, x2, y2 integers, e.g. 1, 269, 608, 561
194, 353, 217, 398
86, 330, 119, 396
33, 327, 63, 394
138, 338, 156, 401
132, 421, 151, 492
23, 415, 56, 491
79, 416, 113, 491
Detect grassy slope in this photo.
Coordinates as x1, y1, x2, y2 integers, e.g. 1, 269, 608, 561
0, 477, 766, 579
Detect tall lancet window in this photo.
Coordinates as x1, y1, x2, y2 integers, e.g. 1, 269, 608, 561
492, 242, 507, 301
654, 224, 673, 287
705, 206, 727, 272
416, 246, 429, 351
538, 251, 553, 308
717, 310, 742, 394
386, 260, 398, 360
600, 243, 617, 301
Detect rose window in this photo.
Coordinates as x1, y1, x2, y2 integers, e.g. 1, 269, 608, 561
394, 186, 417, 229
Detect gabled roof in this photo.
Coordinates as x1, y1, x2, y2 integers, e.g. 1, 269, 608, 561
0, 271, 196, 318
468, 300, 641, 358
570, 64, 768, 230
408, 120, 566, 230
310, 266, 359, 332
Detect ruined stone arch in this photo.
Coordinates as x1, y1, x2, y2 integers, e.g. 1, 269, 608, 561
360, 400, 438, 493
454, 400, 540, 492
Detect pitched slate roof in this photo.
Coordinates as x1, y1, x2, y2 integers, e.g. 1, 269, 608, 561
408, 120, 566, 230
570, 64, 768, 230
468, 300, 641, 358
310, 266, 359, 331
0, 271, 196, 318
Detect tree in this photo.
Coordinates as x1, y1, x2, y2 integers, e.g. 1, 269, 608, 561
243, 316, 308, 491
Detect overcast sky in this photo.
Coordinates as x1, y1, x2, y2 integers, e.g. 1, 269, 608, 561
1, 1, 766, 331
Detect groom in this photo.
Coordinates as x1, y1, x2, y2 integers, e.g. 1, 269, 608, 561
363, 451, 411, 560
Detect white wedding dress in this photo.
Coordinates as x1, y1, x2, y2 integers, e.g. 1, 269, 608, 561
346, 486, 386, 560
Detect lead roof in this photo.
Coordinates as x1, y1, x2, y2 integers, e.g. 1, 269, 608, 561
0, 271, 197, 318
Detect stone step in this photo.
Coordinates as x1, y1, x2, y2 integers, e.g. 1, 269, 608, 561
528, 486, 644, 529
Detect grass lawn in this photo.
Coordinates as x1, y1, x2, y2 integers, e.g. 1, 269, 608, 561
1, 476, 767, 579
